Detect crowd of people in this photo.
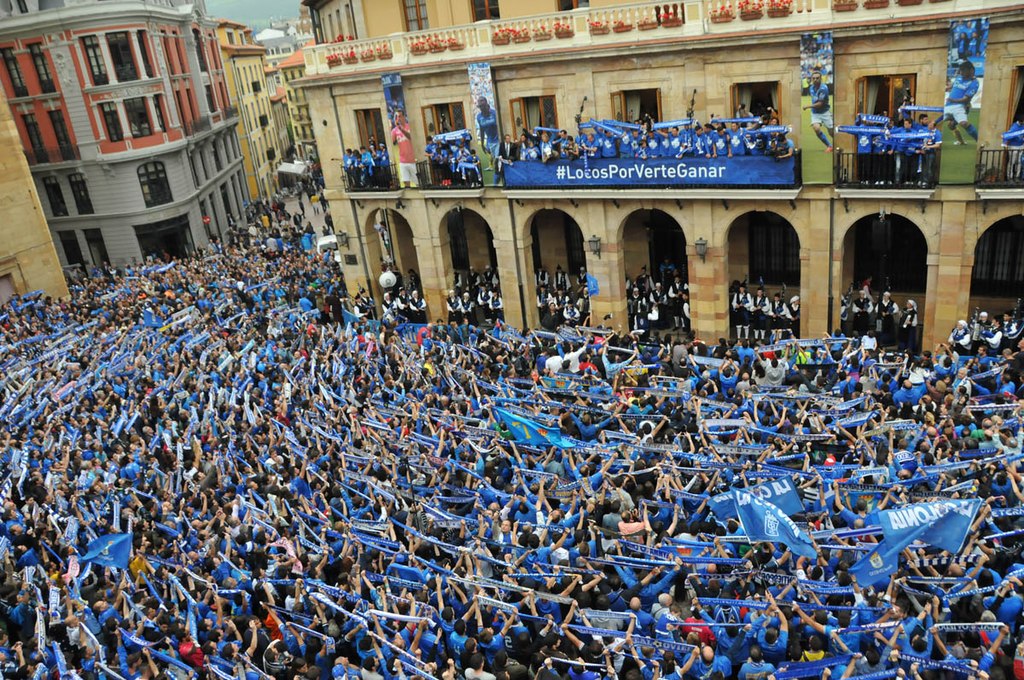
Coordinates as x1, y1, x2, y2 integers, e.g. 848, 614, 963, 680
4, 242, 1024, 680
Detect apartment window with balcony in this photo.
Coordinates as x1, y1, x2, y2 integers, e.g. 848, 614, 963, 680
107, 32, 138, 82
510, 95, 557, 132
59, 231, 84, 266
136, 31, 153, 78
48, 110, 75, 160
2, 48, 27, 98
43, 177, 68, 217
206, 84, 216, 112
153, 94, 166, 131
472, 0, 499, 21
81, 36, 109, 86
731, 81, 781, 118
856, 74, 916, 118
138, 162, 172, 207
403, 0, 429, 31
611, 89, 661, 122
69, 173, 94, 215
193, 29, 208, 73
422, 102, 465, 135
28, 44, 55, 93
355, 108, 385, 148
99, 102, 124, 142
125, 97, 152, 138
1009, 66, 1024, 126
22, 113, 45, 161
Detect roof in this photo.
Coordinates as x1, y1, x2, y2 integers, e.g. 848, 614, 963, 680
264, 64, 279, 74
222, 43, 267, 56
216, 18, 249, 29
255, 28, 287, 41
270, 87, 287, 103
277, 44, 309, 70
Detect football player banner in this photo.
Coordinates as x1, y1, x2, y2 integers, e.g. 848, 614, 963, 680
799, 32, 835, 184
382, 73, 416, 187
468, 63, 500, 185
940, 17, 988, 184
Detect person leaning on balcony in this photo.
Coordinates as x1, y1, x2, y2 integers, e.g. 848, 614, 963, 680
920, 116, 943, 187
1004, 113, 1024, 182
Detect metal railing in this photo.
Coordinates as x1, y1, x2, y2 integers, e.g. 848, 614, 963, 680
416, 160, 484, 189
976, 148, 1024, 188
114, 64, 139, 82
184, 116, 212, 136
343, 163, 400, 192
835, 149, 941, 189
25, 145, 79, 164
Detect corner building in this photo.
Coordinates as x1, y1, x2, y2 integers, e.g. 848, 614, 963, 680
0, 0, 247, 266
298, 0, 1024, 348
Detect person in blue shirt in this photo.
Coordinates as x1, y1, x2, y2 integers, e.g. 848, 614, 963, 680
737, 645, 775, 680
1003, 113, 1024, 182
942, 60, 980, 143
803, 69, 833, 151
727, 122, 748, 158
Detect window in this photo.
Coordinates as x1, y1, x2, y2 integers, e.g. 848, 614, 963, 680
28, 44, 54, 93
48, 110, 74, 160
15, 0, 27, 13
153, 94, 166, 131
559, 0, 589, 8
205, 84, 216, 112
611, 89, 661, 122
1009, 66, 1024, 128
259, 113, 270, 128
84, 229, 109, 266
421, 102, 465, 135
193, 29, 208, 73
510, 95, 558, 132
251, 80, 262, 93
226, 31, 235, 45
855, 74, 916, 118
22, 113, 44, 151
81, 36, 108, 86
267, 147, 276, 161
472, 0, 499, 21
124, 97, 151, 137
43, 177, 68, 216
136, 31, 153, 78
99, 102, 123, 141
59, 231, 84, 266
138, 162, 172, 207
107, 32, 138, 82
973, 218, 1024, 297
354, 108, 385, 147
68, 173, 94, 214
403, 0, 428, 31
213, 141, 222, 171
731, 81, 781, 119
2, 48, 27, 97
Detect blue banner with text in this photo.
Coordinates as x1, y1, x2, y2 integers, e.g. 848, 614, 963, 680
504, 156, 797, 188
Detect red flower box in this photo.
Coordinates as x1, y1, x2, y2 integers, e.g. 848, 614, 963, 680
555, 30, 575, 38
589, 23, 610, 34
492, 35, 511, 45
612, 23, 634, 32
767, 7, 791, 15
864, 0, 889, 7
740, 9, 763, 19
833, 1, 858, 10
661, 16, 684, 26
710, 14, 735, 22
638, 21, 659, 30
512, 34, 531, 43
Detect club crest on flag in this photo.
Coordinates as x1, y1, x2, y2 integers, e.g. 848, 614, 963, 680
764, 512, 780, 538
870, 551, 884, 569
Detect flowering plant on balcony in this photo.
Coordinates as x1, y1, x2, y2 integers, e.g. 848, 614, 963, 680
342, 49, 358, 63
638, 16, 660, 29
766, 0, 793, 14
612, 19, 634, 32
445, 36, 465, 49
738, 0, 764, 18
326, 53, 343, 66
708, 4, 736, 21
554, 21, 574, 37
533, 24, 553, 40
588, 19, 610, 34
409, 38, 431, 54
375, 44, 393, 58
360, 48, 376, 61
331, 34, 356, 43
492, 27, 516, 44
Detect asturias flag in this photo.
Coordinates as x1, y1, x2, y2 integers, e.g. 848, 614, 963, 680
494, 408, 574, 449
80, 533, 132, 570
733, 489, 817, 559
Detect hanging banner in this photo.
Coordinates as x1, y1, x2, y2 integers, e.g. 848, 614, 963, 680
382, 73, 416, 187
799, 31, 834, 184
502, 156, 797, 188
468, 63, 500, 186
940, 17, 988, 184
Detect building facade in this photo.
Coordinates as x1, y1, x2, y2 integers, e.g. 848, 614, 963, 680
0, 87, 68, 301
298, 0, 1024, 349
0, 0, 246, 266
217, 19, 280, 201
279, 44, 316, 160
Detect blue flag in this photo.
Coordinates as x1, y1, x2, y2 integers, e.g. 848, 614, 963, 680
586, 273, 600, 297
733, 489, 816, 559
878, 500, 982, 554
849, 538, 907, 588
709, 477, 803, 519
80, 533, 132, 570
494, 408, 574, 450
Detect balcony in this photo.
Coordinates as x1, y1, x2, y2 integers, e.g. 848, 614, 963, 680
25, 145, 79, 165
184, 116, 212, 136
975, 147, 1024, 200
304, 0, 1019, 78
834, 149, 939, 197
223, 105, 239, 119
343, 163, 400, 192
417, 161, 484, 190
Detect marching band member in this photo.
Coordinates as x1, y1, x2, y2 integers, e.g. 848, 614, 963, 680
898, 299, 918, 353
769, 292, 791, 340
731, 282, 753, 339
751, 285, 770, 341
877, 291, 898, 346
949, 319, 973, 354
853, 288, 873, 336
788, 295, 801, 338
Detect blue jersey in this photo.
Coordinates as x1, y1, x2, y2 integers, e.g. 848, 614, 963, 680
809, 82, 830, 112
947, 75, 979, 104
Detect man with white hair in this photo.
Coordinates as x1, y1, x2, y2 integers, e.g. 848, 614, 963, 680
949, 319, 972, 353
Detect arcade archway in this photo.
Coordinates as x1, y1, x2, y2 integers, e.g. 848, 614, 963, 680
365, 208, 421, 296
445, 207, 499, 294
620, 209, 688, 289
726, 211, 800, 294
970, 215, 1024, 321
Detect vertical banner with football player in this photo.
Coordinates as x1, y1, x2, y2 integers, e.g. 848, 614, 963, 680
940, 17, 988, 184
799, 32, 835, 184
382, 73, 416, 187
468, 63, 500, 186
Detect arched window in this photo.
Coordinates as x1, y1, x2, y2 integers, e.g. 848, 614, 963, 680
138, 162, 171, 208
